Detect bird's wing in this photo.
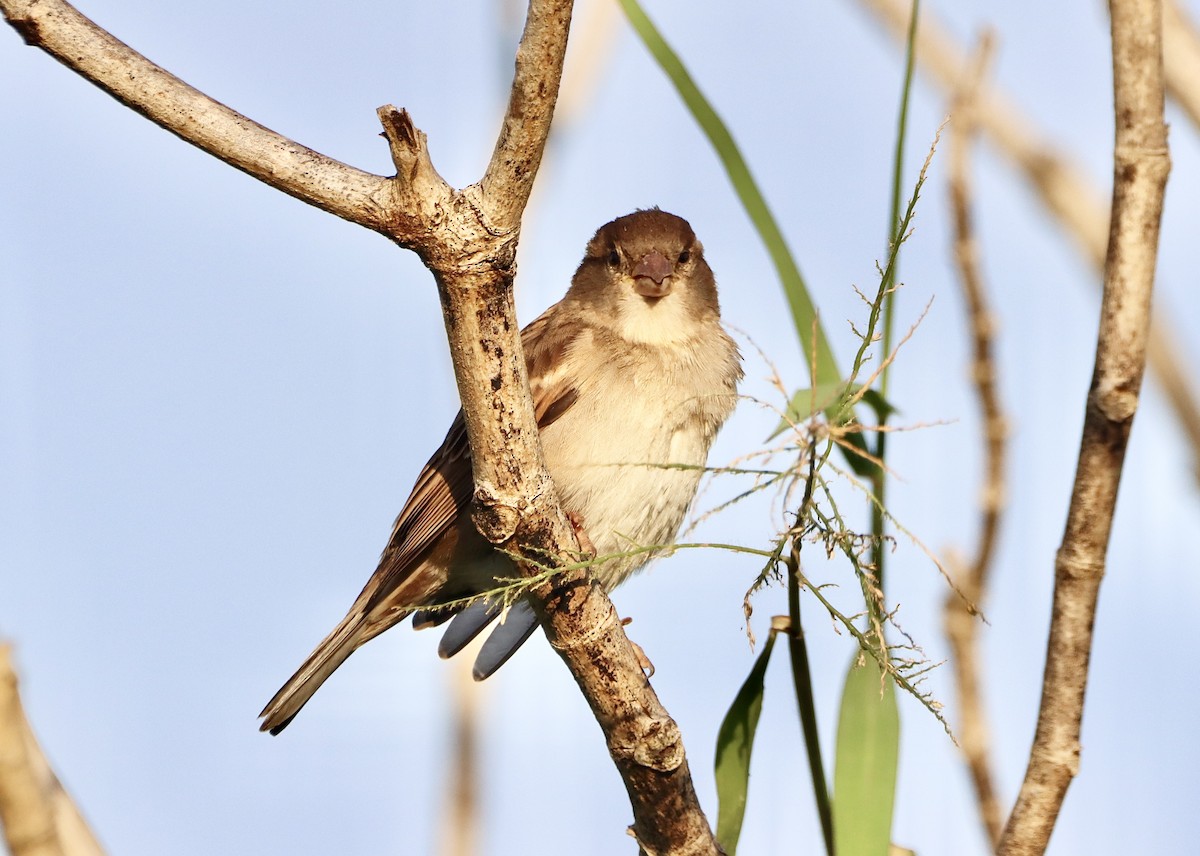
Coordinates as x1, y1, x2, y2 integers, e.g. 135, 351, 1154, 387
261, 303, 585, 731
370, 412, 472, 597
363, 301, 581, 611
522, 301, 581, 429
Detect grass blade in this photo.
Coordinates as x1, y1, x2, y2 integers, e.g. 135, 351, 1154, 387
617, 0, 840, 388
880, 0, 922, 390
714, 628, 778, 854
788, 570, 834, 856
833, 652, 900, 856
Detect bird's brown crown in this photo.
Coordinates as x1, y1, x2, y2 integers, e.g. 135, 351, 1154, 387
585, 208, 700, 263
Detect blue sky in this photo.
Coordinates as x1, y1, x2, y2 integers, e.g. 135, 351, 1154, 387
2, 1, 1198, 854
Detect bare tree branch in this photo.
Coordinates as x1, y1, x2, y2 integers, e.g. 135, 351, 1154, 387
998, 0, 1170, 852
0, 0, 391, 230
0, 0, 720, 851
944, 34, 1008, 851
479, 0, 575, 229
856, 0, 1200, 485
0, 644, 105, 856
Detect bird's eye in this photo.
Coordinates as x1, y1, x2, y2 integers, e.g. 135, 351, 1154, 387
678, 250, 691, 264
607, 249, 620, 267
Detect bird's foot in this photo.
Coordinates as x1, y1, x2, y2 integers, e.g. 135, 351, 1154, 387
620, 616, 655, 678
566, 511, 597, 558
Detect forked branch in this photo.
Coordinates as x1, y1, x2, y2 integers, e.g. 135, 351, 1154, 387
0, 0, 718, 851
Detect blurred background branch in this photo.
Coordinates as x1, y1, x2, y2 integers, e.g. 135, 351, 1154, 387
0, 644, 105, 856
943, 32, 1008, 851
437, 655, 482, 856
1164, 0, 1200, 129
858, 0, 1200, 484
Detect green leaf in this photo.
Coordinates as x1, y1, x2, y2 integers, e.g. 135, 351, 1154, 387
833, 653, 900, 856
767, 384, 853, 440
841, 432, 879, 479
786, 578, 834, 856
714, 630, 778, 855
616, 0, 840, 390
859, 388, 897, 423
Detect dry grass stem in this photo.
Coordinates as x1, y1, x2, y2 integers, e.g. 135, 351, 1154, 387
943, 33, 1008, 850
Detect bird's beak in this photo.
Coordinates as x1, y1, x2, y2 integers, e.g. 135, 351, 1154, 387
632, 251, 673, 298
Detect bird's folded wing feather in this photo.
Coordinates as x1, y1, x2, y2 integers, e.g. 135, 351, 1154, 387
364, 301, 581, 605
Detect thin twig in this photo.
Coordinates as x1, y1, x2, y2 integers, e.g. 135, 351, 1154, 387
998, 0, 1170, 852
943, 33, 1007, 851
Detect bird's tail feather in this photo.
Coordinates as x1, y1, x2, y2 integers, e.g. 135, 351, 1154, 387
259, 611, 366, 735
473, 600, 539, 680
437, 599, 502, 658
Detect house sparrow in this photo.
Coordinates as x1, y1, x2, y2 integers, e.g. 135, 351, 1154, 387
259, 208, 742, 734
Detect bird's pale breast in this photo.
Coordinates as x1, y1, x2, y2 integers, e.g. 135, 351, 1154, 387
537, 325, 737, 589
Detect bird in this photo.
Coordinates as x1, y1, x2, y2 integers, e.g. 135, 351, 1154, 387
259, 208, 742, 734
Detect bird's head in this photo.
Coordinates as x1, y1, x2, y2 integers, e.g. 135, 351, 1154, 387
569, 208, 721, 345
